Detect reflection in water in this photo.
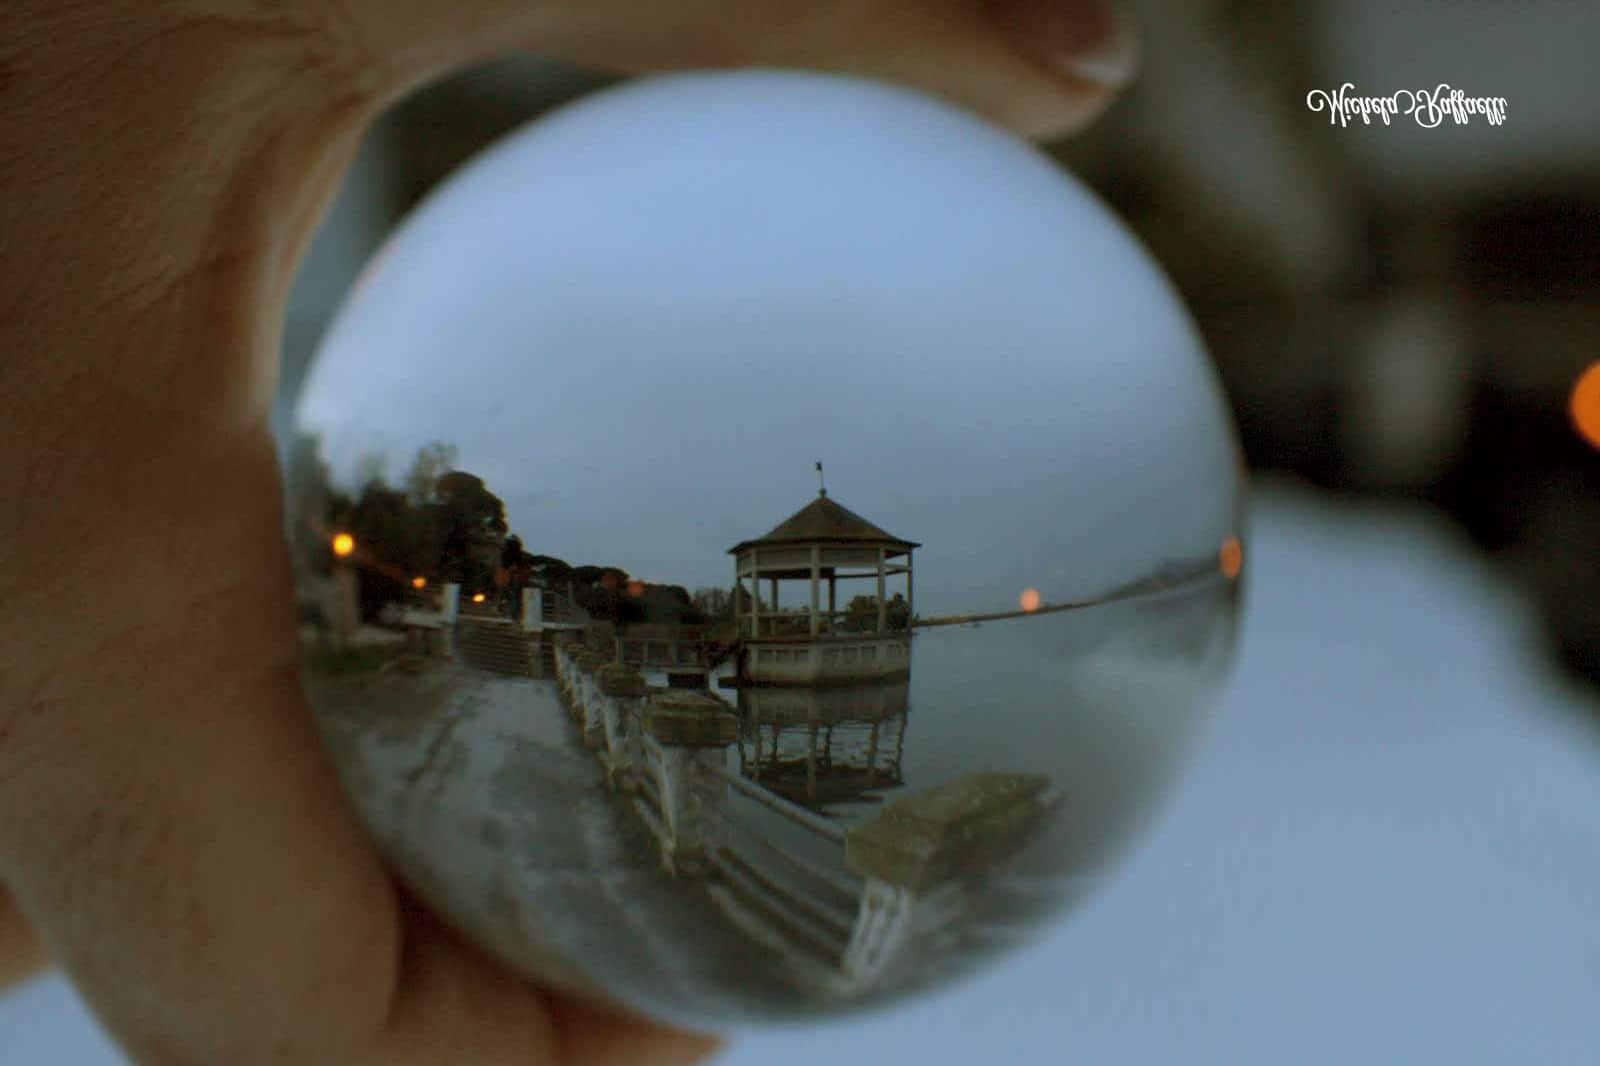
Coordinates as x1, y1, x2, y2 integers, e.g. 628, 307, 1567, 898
298, 461, 1237, 1023
738, 683, 910, 811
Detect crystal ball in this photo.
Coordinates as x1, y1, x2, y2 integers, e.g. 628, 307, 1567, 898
288, 69, 1244, 1028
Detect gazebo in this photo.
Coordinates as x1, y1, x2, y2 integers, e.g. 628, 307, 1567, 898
728, 490, 918, 685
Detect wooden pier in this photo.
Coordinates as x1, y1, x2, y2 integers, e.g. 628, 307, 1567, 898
548, 641, 1065, 995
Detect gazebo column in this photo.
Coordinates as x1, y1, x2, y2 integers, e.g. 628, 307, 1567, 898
876, 546, 887, 633
748, 549, 760, 637
906, 552, 914, 626
809, 545, 821, 636
806, 718, 819, 806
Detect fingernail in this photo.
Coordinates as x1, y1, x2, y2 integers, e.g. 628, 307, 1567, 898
986, 0, 1141, 91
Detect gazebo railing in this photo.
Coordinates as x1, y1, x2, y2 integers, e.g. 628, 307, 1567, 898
739, 610, 912, 639
717, 811, 862, 901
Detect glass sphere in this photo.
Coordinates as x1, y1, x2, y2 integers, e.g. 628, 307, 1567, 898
288, 69, 1244, 1028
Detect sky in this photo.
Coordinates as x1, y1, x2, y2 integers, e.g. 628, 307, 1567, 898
294, 72, 1241, 614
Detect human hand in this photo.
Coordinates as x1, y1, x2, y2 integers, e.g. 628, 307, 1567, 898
0, 1, 1136, 1061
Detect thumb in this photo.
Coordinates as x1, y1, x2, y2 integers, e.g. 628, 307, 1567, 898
0, 885, 46, 991
360, 0, 1139, 138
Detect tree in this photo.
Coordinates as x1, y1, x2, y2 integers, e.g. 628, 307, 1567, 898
886, 592, 910, 631
636, 583, 704, 625
347, 480, 419, 621
843, 593, 878, 632
572, 564, 629, 589
693, 587, 731, 619
285, 433, 335, 579
404, 442, 458, 506
730, 583, 753, 621
353, 451, 387, 491
435, 470, 508, 589
501, 534, 526, 570
527, 554, 574, 590
650, 584, 692, 607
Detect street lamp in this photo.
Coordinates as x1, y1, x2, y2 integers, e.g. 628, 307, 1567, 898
330, 532, 358, 648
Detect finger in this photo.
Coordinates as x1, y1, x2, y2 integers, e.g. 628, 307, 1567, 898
372, 897, 719, 1065
0, 884, 47, 991
546, 1002, 721, 1066
360, 0, 1140, 139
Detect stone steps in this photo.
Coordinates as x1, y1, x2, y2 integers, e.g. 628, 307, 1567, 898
456, 620, 538, 677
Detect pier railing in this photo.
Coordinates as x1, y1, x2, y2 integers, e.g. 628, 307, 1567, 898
910, 569, 1226, 629
614, 625, 708, 669
551, 640, 865, 967
548, 639, 1065, 990
708, 764, 846, 845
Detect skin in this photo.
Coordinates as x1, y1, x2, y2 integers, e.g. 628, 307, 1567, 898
0, 2, 1128, 1062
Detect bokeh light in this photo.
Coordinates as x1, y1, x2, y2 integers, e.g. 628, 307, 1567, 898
1220, 535, 1244, 580
331, 532, 355, 558
1570, 362, 1600, 449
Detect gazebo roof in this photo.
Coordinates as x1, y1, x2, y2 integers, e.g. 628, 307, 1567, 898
728, 491, 920, 555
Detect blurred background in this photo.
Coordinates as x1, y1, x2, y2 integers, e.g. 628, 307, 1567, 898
6, 1, 1599, 1062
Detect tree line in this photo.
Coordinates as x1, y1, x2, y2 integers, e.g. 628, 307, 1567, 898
299, 441, 710, 626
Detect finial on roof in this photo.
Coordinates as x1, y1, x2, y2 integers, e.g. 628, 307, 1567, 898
816, 460, 827, 497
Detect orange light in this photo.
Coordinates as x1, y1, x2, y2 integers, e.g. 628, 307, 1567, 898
626, 580, 645, 598
1571, 362, 1600, 449
1220, 535, 1244, 580
1019, 588, 1042, 612
471, 592, 486, 604
331, 532, 355, 558
411, 576, 427, 590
